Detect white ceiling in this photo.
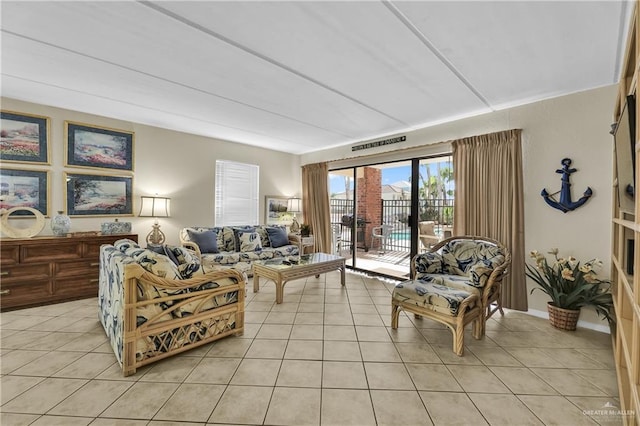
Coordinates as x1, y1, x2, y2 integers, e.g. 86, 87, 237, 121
0, 1, 633, 155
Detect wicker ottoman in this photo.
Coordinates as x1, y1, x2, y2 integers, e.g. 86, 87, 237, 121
391, 280, 482, 355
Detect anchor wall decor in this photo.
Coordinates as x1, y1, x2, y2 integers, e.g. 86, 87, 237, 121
541, 158, 593, 213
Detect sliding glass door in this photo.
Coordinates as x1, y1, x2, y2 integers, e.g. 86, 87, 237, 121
416, 157, 454, 253
329, 155, 453, 280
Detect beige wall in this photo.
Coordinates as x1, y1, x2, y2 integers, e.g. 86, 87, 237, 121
2, 85, 618, 329
1, 98, 301, 246
302, 85, 618, 330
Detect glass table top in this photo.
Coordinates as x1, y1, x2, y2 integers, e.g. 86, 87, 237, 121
255, 253, 344, 269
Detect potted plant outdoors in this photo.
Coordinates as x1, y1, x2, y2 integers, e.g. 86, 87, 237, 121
300, 223, 311, 237
525, 248, 614, 331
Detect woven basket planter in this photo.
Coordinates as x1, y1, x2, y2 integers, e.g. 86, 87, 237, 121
547, 302, 580, 331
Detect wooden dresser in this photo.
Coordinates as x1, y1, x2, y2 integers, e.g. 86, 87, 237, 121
0, 234, 137, 311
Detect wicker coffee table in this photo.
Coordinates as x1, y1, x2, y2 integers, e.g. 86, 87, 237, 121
253, 253, 346, 303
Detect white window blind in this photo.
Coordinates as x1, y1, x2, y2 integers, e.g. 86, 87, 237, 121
215, 160, 259, 226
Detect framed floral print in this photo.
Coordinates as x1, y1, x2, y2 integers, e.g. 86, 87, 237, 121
0, 168, 49, 216
0, 111, 50, 164
65, 121, 134, 171
65, 173, 133, 216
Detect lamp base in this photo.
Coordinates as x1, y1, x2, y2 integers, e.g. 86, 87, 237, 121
146, 222, 166, 245
290, 216, 300, 233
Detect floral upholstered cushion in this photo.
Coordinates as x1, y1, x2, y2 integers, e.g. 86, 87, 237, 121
171, 246, 202, 279
414, 239, 505, 289
197, 245, 298, 266
124, 247, 183, 281
415, 273, 480, 297
232, 226, 255, 251
145, 244, 203, 279
220, 227, 237, 251
469, 261, 498, 289
238, 231, 262, 252
147, 244, 181, 265
414, 252, 445, 274
114, 238, 140, 252
441, 240, 505, 276
255, 226, 271, 248
392, 280, 476, 316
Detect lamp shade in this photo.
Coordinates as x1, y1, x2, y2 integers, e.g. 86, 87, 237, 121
287, 198, 301, 213
139, 196, 171, 218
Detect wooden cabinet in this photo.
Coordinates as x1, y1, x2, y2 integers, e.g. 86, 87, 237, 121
0, 234, 137, 311
612, 3, 640, 424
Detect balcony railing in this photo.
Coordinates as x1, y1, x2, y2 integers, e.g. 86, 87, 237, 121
329, 198, 454, 253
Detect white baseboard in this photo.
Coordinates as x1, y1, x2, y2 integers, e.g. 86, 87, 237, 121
526, 308, 611, 334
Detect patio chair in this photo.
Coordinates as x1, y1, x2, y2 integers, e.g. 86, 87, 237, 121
371, 224, 394, 254
332, 223, 342, 255
418, 221, 440, 251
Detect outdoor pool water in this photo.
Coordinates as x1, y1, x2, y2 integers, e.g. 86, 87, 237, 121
391, 227, 447, 241
391, 230, 410, 240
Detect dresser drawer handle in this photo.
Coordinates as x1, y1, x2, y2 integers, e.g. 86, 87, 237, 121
0, 289, 10, 295
0, 271, 9, 277
90, 262, 100, 267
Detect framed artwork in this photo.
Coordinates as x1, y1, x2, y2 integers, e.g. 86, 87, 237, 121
0, 168, 49, 216
0, 111, 50, 164
265, 195, 293, 225
65, 121, 134, 171
65, 173, 133, 216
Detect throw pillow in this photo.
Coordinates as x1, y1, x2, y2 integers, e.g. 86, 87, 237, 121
171, 246, 201, 265
114, 239, 140, 252
232, 226, 255, 251
132, 249, 182, 281
238, 231, 263, 252
147, 244, 180, 266
266, 226, 289, 248
255, 226, 271, 248
163, 245, 202, 279
187, 229, 219, 253
220, 227, 236, 251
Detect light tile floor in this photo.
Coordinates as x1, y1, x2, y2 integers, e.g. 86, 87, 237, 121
0, 271, 623, 426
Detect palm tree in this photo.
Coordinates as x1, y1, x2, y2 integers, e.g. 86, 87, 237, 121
439, 166, 454, 202
344, 176, 352, 200
412, 162, 455, 222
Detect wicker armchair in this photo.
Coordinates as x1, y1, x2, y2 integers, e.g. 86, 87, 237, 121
99, 240, 245, 376
392, 235, 511, 355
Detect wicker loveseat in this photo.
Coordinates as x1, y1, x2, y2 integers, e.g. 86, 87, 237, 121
179, 225, 300, 276
99, 239, 245, 376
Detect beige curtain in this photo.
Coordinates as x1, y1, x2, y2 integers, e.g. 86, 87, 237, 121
452, 129, 527, 311
302, 162, 332, 253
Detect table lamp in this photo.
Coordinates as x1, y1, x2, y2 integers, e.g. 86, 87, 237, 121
139, 196, 171, 245
287, 197, 301, 233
